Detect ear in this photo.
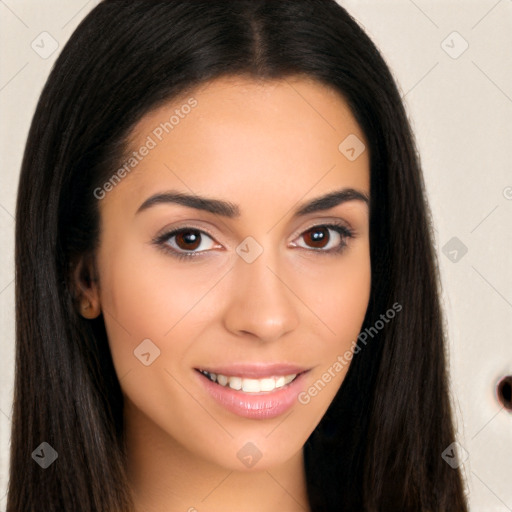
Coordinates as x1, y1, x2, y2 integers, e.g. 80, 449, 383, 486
72, 253, 101, 319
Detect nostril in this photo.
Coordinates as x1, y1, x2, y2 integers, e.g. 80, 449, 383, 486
496, 375, 512, 411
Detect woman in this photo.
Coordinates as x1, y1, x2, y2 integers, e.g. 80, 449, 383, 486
8, 0, 468, 510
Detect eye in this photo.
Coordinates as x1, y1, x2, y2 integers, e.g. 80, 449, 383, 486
153, 227, 218, 259
153, 222, 354, 261
292, 223, 354, 254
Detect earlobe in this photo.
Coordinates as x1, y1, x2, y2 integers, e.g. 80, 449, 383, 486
79, 296, 101, 319
72, 254, 101, 319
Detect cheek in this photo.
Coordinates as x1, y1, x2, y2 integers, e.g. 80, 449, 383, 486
292, 250, 371, 417
98, 236, 222, 334
297, 247, 371, 349
336, 261, 371, 341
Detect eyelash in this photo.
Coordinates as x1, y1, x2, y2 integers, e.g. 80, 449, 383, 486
152, 222, 355, 261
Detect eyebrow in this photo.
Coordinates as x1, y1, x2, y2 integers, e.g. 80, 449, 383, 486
136, 187, 369, 218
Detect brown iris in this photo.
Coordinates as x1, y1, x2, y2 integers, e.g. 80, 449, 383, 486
303, 226, 330, 249
174, 230, 202, 251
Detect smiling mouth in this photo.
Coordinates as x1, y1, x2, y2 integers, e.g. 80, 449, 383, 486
196, 369, 303, 393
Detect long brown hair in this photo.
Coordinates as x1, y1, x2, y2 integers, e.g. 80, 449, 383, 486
9, 1, 468, 510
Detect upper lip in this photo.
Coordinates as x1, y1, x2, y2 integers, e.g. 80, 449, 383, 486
195, 363, 310, 379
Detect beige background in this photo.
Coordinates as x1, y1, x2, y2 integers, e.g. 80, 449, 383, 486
1, 1, 511, 510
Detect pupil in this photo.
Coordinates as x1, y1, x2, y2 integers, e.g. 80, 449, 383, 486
177, 231, 200, 250
308, 227, 328, 248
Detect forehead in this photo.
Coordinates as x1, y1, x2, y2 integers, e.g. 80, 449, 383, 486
101, 75, 370, 215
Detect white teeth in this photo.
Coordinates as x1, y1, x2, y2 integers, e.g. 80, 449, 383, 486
242, 378, 261, 393
217, 374, 228, 386
201, 370, 298, 393
260, 377, 276, 392
228, 376, 242, 391
283, 374, 295, 385
275, 376, 285, 388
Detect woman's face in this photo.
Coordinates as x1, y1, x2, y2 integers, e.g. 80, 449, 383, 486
91, 75, 371, 473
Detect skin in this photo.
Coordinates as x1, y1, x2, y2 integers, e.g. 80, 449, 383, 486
78, 75, 371, 512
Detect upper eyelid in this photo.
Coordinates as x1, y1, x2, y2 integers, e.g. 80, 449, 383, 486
156, 217, 355, 239
293, 219, 354, 236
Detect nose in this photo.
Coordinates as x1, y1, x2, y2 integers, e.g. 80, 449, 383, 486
222, 248, 300, 343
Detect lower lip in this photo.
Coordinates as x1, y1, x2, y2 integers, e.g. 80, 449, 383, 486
196, 370, 309, 420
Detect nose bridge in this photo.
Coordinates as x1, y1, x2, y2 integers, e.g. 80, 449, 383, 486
223, 237, 300, 341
